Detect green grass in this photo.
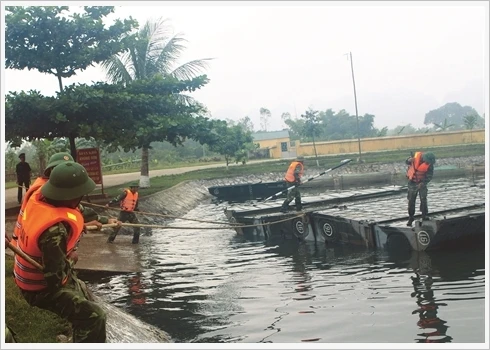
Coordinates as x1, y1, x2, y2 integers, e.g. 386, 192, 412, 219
101, 159, 223, 175
101, 144, 485, 198
4, 254, 71, 343
5, 181, 18, 190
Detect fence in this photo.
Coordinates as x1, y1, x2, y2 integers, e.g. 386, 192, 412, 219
100, 159, 141, 171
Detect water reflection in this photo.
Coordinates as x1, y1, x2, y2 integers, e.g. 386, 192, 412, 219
90, 212, 485, 343
406, 249, 484, 343
128, 273, 147, 306
411, 272, 451, 343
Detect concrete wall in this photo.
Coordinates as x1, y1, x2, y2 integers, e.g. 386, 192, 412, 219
256, 137, 290, 150
295, 129, 485, 158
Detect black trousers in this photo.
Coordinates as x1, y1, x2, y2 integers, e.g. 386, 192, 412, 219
17, 178, 30, 203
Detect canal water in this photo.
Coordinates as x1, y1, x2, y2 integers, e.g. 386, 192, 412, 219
90, 178, 486, 343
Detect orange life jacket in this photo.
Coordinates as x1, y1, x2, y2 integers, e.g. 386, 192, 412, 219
13, 191, 84, 291
120, 189, 139, 212
12, 177, 47, 247
284, 161, 304, 183
406, 152, 430, 183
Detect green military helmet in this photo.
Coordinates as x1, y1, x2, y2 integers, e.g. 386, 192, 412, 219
41, 161, 96, 200
129, 181, 140, 188
44, 152, 74, 175
422, 152, 436, 165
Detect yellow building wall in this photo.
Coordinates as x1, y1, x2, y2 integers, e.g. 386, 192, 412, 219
292, 129, 485, 158
256, 137, 290, 150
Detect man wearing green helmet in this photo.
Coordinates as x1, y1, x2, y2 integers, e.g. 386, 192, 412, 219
105, 182, 141, 244
13, 161, 107, 343
405, 151, 436, 226
12, 152, 120, 248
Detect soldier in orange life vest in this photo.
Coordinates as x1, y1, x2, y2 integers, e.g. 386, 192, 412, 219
280, 156, 305, 213
13, 161, 107, 343
406, 151, 436, 226
12, 153, 118, 248
105, 182, 141, 244
12, 153, 74, 246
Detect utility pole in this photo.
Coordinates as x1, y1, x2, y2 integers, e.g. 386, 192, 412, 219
348, 51, 362, 162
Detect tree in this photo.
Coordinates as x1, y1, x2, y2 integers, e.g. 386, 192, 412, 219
283, 117, 305, 141
207, 121, 254, 169
281, 112, 291, 129
463, 114, 479, 143
259, 107, 271, 131
281, 112, 291, 121
463, 114, 479, 130
301, 108, 321, 166
5, 6, 137, 159
101, 17, 212, 187
31, 139, 52, 175
4, 147, 18, 173
424, 102, 480, 128
376, 127, 388, 137
433, 118, 455, 132
237, 116, 254, 132
5, 77, 212, 179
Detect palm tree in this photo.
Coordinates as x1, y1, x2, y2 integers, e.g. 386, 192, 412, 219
433, 118, 455, 132
102, 18, 212, 187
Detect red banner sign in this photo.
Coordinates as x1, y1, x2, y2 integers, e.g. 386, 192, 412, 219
76, 148, 103, 185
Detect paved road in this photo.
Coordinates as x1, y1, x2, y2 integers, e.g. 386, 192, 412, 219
5, 159, 279, 210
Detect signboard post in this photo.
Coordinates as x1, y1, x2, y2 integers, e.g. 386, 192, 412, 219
76, 147, 104, 198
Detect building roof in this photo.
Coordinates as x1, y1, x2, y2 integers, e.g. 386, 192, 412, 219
252, 130, 290, 141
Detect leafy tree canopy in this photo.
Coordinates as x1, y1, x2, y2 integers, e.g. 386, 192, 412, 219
5, 75, 211, 152
207, 121, 254, 167
5, 6, 137, 88
424, 102, 481, 128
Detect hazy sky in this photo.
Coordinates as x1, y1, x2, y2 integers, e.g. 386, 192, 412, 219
3, 1, 488, 131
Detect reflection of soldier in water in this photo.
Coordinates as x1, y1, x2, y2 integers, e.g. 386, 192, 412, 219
129, 274, 147, 306
411, 273, 452, 343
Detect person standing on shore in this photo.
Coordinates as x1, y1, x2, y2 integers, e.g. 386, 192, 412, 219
16, 153, 31, 204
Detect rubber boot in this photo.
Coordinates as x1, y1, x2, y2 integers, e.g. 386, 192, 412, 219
295, 199, 302, 212
132, 232, 140, 244
280, 202, 289, 213
406, 216, 414, 227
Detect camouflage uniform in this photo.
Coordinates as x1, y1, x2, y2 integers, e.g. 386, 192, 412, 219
406, 152, 435, 224
107, 186, 140, 244
20, 222, 106, 343
17, 161, 106, 343
79, 204, 111, 226
5, 326, 17, 343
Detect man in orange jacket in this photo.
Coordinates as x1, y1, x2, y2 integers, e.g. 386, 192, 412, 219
12, 152, 119, 247
105, 182, 141, 244
14, 162, 107, 342
280, 156, 305, 213
406, 152, 436, 226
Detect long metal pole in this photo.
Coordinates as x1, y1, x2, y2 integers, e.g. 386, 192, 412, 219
349, 52, 362, 161
262, 158, 353, 202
